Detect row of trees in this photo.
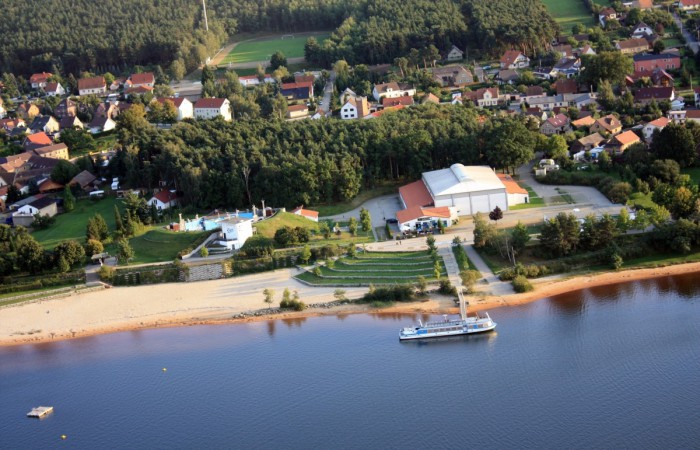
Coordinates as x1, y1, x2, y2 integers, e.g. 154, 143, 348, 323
0, 225, 85, 276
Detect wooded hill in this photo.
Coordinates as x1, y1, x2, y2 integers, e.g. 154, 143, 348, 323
1, 0, 558, 76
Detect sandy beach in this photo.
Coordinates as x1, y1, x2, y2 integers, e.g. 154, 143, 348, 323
2, 262, 700, 346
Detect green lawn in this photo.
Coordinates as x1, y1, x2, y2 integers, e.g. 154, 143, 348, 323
510, 183, 545, 210
541, 0, 596, 33
222, 33, 330, 64
682, 167, 700, 184
127, 228, 207, 265
628, 191, 656, 209
663, 38, 684, 49
32, 197, 121, 249
254, 212, 375, 246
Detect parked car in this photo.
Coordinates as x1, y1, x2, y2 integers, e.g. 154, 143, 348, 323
386, 218, 398, 224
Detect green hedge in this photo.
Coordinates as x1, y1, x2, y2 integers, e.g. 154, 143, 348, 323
0, 271, 86, 295
112, 265, 182, 286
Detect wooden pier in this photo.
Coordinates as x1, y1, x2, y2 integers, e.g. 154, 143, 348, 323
27, 406, 53, 418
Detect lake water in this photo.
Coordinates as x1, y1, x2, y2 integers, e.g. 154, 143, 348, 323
1, 274, 699, 449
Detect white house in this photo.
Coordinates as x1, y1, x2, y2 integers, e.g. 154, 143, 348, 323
679, 0, 700, 10
29, 72, 52, 89
12, 196, 58, 227
78, 76, 107, 96
44, 82, 65, 97
632, 22, 654, 38
372, 82, 416, 102
642, 117, 670, 141
128, 72, 155, 89
156, 97, 194, 121
340, 97, 369, 119
0, 98, 6, 119
291, 205, 319, 222
88, 116, 116, 134
446, 45, 464, 61
148, 190, 180, 210
216, 217, 254, 250
500, 50, 530, 70
238, 74, 275, 87
194, 98, 232, 121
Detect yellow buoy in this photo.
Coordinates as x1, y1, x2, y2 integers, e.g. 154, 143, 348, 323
61, 435, 67, 440
162, 368, 167, 372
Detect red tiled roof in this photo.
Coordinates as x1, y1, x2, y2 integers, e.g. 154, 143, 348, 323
617, 38, 649, 50
125, 86, 153, 95
281, 81, 313, 90
382, 95, 414, 107
546, 114, 569, 127
44, 82, 60, 92
613, 130, 641, 145
30, 72, 52, 84
572, 116, 596, 127
291, 205, 319, 219
500, 50, 523, 66
156, 97, 186, 107
294, 74, 315, 84
78, 76, 106, 90
686, 110, 700, 119
287, 104, 309, 112
130, 72, 155, 85
399, 180, 433, 209
194, 98, 227, 109
26, 132, 52, 146
647, 117, 669, 127
154, 190, 179, 203
396, 206, 451, 224
496, 174, 528, 195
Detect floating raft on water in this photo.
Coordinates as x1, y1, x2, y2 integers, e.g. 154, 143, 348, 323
27, 406, 53, 418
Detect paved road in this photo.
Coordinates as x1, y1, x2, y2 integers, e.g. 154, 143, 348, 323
321, 194, 403, 227
319, 71, 336, 115
673, 13, 699, 55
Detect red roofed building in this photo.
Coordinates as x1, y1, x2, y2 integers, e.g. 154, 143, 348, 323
193, 98, 232, 121
500, 50, 530, 70
396, 206, 454, 230
606, 130, 641, 155
155, 97, 193, 121
78, 76, 106, 96
147, 190, 181, 210
125, 85, 153, 97
280, 81, 314, 100
679, 0, 700, 10
128, 72, 155, 88
540, 114, 571, 135
382, 95, 414, 108
399, 180, 434, 209
291, 205, 319, 222
22, 132, 53, 151
496, 173, 529, 205
44, 82, 65, 96
30, 72, 52, 89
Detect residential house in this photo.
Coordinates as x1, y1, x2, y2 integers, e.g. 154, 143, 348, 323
540, 114, 571, 135
44, 82, 65, 97
633, 53, 681, 72
590, 114, 623, 135
311, 108, 327, 120
29, 72, 52, 89
628, 0, 654, 10
148, 190, 180, 210
341, 96, 370, 119
606, 130, 641, 155
528, 95, 568, 111
578, 45, 596, 56
294, 73, 316, 84
1, 118, 25, 131
69, 170, 97, 192
422, 93, 441, 104
88, 116, 117, 134
94, 102, 120, 120
12, 196, 58, 227
553, 45, 573, 58
286, 104, 309, 119
599, 7, 618, 27
472, 67, 486, 83
59, 115, 84, 130
124, 85, 153, 98
496, 69, 519, 85
554, 78, 578, 95
0, 97, 5, 119
22, 132, 53, 151
155, 97, 193, 121
572, 116, 596, 129
524, 107, 547, 122
616, 38, 650, 54
128, 72, 155, 89
238, 74, 275, 87
679, 0, 700, 10
466, 88, 500, 108
642, 117, 670, 141
55, 99, 77, 119
29, 116, 60, 134
372, 82, 415, 102
685, 110, 700, 123
524, 86, 545, 99
0, 154, 60, 187
500, 50, 530, 70
571, 132, 605, 153
78, 76, 106, 96
552, 57, 581, 78
432, 65, 473, 87
668, 110, 687, 124
291, 205, 319, 222
632, 22, 654, 38
280, 81, 314, 100
193, 98, 232, 121
626, 68, 674, 87
32, 143, 69, 160
532, 66, 556, 80
382, 96, 414, 108
37, 178, 64, 194
446, 45, 464, 61
563, 93, 596, 109
215, 217, 253, 250
634, 86, 674, 105
109, 78, 125, 91
16, 102, 40, 120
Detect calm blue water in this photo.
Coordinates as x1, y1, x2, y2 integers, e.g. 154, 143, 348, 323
1, 274, 699, 449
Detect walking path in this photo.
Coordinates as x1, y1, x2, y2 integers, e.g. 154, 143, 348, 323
462, 244, 514, 297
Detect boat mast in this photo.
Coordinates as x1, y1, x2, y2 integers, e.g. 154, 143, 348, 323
458, 289, 466, 321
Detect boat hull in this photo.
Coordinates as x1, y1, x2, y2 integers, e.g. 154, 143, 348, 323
399, 322, 496, 340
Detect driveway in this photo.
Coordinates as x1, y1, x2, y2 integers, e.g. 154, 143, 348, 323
673, 13, 699, 55
319, 70, 336, 115
321, 194, 403, 227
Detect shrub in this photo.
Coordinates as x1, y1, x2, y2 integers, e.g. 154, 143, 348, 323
98, 265, 115, 282
200, 247, 209, 258
361, 284, 415, 303
512, 275, 533, 293
438, 279, 458, 297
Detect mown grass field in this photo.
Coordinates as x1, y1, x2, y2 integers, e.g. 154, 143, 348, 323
295, 251, 446, 286
255, 212, 375, 246
222, 33, 330, 64
541, 0, 596, 32
127, 228, 207, 265
32, 197, 120, 249
510, 183, 546, 210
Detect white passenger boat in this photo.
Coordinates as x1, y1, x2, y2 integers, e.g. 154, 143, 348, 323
399, 291, 496, 340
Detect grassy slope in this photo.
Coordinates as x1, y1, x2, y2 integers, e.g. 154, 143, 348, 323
223, 33, 330, 64
541, 0, 595, 32
32, 197, 120, 249
255, 212, 374, 245
127, 228, 207, 264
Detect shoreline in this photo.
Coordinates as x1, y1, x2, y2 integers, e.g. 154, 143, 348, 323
2, 262, 700, 347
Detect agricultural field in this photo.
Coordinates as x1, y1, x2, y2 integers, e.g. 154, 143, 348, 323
295, 251, 447, 286
222, 33, 330, 65
541, 0, 596, 32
